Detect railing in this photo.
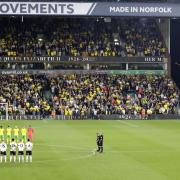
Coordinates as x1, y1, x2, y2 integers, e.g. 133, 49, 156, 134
0, 114, 179, 120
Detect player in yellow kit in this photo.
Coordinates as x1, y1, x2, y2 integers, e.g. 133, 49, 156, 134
13, 126, 19, 142
6, 125, 12, 143
21, 127, 27, 142
0, 125, 4, 140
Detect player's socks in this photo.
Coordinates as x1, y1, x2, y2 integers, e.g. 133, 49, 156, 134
97, 147, 100, 152
10, 156, 12, 162
22, 156, 24, 163
26, 156, 29, 162
14, 156, 16, 162
4, 156, 6, 163
100, 147, 103, 153
18, 156, 21, 163
30, 156, 32, 163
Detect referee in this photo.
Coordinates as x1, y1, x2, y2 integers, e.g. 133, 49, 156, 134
96, 132, 104, 153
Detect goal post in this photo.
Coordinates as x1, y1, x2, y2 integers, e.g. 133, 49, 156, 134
0, 103, 8, 120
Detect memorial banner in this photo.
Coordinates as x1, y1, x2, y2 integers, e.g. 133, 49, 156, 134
0, 56, 167, 63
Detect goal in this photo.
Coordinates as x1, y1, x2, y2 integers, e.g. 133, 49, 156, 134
0, 103, 8, 120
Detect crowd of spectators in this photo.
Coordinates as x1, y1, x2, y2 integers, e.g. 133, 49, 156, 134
0, 18, 166, 57
0, 74, 178, 119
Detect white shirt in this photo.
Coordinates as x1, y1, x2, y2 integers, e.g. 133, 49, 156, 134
18, 142, 25, 151
10, 142, 17, 151
93, 109, 98, 115
25, 142, 33, 151
0, 142, 7, 152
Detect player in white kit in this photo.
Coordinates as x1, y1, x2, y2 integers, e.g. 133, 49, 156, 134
0, 139, 7, 163
17, 140, 25, 163
25, 139, 33, 163
10, 138, 17, 162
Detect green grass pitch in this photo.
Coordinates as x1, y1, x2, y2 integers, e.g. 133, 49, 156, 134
0, 120, 180, 180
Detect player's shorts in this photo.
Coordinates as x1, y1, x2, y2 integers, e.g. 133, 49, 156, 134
1, 151, 6, 155
18, 151, 24, 155
28, 134, 33, 138
14, 135, 18, 138
22, 135, 26, 139
7, 135, 11, 139
26, 151, 32, 156
10, 151, 16, 156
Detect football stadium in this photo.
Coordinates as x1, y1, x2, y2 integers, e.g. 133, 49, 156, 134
0, 0, 180, 180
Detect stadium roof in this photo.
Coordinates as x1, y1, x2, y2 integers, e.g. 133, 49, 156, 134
0, 0, 179, 2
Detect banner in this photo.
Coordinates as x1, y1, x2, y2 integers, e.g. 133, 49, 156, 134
0, 2, 94, 15
0, 56, 167, 63
0, 70, 165, 75
0, 2, 179, 17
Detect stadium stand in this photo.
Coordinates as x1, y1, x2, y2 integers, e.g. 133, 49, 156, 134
0, 74, 178, 119
0, 15, 178, 119
0, 18, 166, 57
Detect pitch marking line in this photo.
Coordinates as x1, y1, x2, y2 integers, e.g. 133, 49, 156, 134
35, 149, 180, 153
117, 120, 139, 128
35, 154, 94, 163
37, 144, 92, 150
34, 144, 97, 163
37, 144, 179, 153
34, 150, 180, 164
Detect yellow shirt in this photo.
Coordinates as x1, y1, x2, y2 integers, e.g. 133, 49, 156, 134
68, 109, 72, 116
7, 128, 12, 135
14, 128, 19, 136
65, 109, 69, 116
21, 128, 27, 136
0, 128, 4, 135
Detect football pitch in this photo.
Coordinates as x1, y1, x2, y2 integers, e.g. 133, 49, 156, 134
0, 120, 180, 180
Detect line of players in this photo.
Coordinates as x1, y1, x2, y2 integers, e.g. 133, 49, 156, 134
0, 125, 34, 163
0, 125, 34, 142
0, 138, 33, 163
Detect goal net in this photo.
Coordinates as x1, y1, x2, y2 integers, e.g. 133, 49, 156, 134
0, 103, 8, 120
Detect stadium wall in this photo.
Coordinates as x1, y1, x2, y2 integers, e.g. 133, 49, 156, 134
1, 114, 180, 120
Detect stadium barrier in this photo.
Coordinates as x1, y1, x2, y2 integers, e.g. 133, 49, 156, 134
0, 70, 166, 75
0, 56, 167, 63
0, 114, 179, 120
